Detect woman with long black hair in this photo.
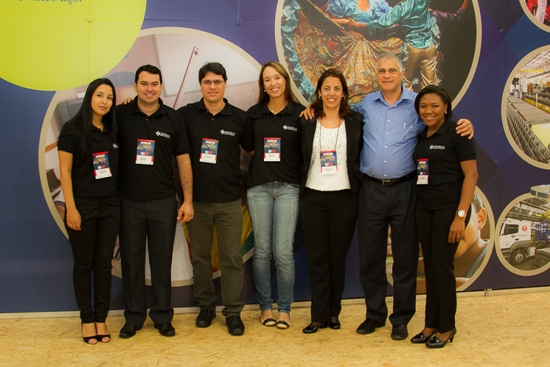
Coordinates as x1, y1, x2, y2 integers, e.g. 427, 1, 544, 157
58, 78, 119, 344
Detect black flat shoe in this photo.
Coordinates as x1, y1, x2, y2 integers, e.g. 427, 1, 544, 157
411, 331, 435, 344
391, 324, 408, 340
426, 328, 457, 349
356, 318, 385, 335
328, 321, 341, 330
196, 309, 216, 328
154, 322, 176, 337
226, 315, 245, 336
119, 323, 142, 339
302, 322, 328, 334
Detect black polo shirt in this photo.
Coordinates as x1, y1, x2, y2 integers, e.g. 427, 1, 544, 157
412, 118, 476, 210
246, 101, 304, 188
178, 98, 252, 203
57, 121, 118, 197
116, 98, 190, 200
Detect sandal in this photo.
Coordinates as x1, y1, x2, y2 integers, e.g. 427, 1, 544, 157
261, 317, 276, 326
81, 322, 98, 345
276, 320, 290, 329
95, 322, 111, 343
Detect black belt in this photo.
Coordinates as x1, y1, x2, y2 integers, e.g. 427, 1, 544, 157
367, 172, 415, 187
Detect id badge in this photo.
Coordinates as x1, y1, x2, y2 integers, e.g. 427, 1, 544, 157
320, 150, 338, 175
264, 137, 281, 162
416, 158, 428, 185
93, 151, 112, 179
200, 138, 219, 164
136, 139, 155, 165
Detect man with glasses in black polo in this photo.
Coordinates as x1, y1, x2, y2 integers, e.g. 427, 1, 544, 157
178, 62, 252, 336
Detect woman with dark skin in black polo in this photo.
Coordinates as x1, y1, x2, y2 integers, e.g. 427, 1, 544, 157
411, 85, 477, 348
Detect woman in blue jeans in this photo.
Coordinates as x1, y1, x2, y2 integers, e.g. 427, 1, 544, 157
246, 61, 305, 329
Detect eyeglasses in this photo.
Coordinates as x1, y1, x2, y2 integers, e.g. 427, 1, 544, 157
201, 80, 225, 86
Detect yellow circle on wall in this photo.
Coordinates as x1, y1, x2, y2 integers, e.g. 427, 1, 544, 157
0, 0, 146, 91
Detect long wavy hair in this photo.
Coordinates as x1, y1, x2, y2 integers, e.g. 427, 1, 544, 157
59, 78, 117, 153
257, 61, 299, 104
309, 68, 353, 119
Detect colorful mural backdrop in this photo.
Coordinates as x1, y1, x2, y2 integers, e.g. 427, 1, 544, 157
1, 0, 550, 313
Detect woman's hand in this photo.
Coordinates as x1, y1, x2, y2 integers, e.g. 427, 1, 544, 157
448, 216, 465, 244
66, 207, 82, 231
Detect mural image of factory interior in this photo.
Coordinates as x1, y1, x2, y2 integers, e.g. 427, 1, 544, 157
504, 48, 550, 168
497, 189, 550, 272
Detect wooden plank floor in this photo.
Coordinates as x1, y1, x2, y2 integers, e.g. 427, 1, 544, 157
0, 289, 548, 367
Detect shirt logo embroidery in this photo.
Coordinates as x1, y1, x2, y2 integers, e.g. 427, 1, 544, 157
220, 129, 236, 136
283, 125, 298, 132
430, 145, 445, 150
156, 131, 171, 139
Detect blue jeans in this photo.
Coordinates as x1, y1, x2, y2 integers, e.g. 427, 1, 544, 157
247, 182, 299, 314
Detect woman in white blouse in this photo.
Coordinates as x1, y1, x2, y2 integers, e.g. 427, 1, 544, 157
299, 68, 363, 334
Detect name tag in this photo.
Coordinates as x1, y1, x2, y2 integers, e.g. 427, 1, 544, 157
136, 139, 155, 165
416, 158, 428, 185
320, 150, 338, 176
264, 137, 281, 162
93, 151, 112, 179
200, 138, 219, 164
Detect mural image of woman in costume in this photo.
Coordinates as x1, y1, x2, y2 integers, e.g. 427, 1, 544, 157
279, 0, 476, 103
281, 0, 404, 107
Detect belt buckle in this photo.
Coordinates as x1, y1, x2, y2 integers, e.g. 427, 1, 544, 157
381, 179, 392, 186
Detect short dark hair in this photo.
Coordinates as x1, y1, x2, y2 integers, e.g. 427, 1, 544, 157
414, 85, 453, 119
310, 68, 352, 119
135, 64, 163, 84
198, 62, 227, 82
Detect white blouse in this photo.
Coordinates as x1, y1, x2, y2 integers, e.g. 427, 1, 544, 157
305, 120, 350, 191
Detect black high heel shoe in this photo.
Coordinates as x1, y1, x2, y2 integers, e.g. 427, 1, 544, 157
95, 322, 111, 343
302, 322, 328, 334
411, 330, 435, 344
426, 328, 457, 349
81, 322, 98, 345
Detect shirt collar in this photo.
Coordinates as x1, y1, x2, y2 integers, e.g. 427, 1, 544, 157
374, 86, 416, 106
198, 98, 231, 116
131, 97, 166, 116
420, 116, 454, 138
259, 100, 297, 116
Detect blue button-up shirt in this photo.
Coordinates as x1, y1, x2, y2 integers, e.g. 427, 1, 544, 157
355, 88, 424, 179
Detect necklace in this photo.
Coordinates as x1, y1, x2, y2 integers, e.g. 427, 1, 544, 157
321, 116, 341, 127
268, 101, 288, 115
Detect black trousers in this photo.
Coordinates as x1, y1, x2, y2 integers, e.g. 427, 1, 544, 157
66, 195, 119, 323
416, 205, 466, 333
300, 188, 358, 323
357, 176, 418, 326
119, 197, 177, 325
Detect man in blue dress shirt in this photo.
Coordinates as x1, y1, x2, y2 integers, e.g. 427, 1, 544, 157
354, 52, 472, 340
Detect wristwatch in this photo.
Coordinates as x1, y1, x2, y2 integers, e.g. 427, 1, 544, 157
456, 210, 466, 218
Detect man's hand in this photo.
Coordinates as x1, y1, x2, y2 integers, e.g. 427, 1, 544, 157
299, 105, 315, 120
119, 97, 133, 105
177, 201, 194, 223
456, 118, 474, 139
